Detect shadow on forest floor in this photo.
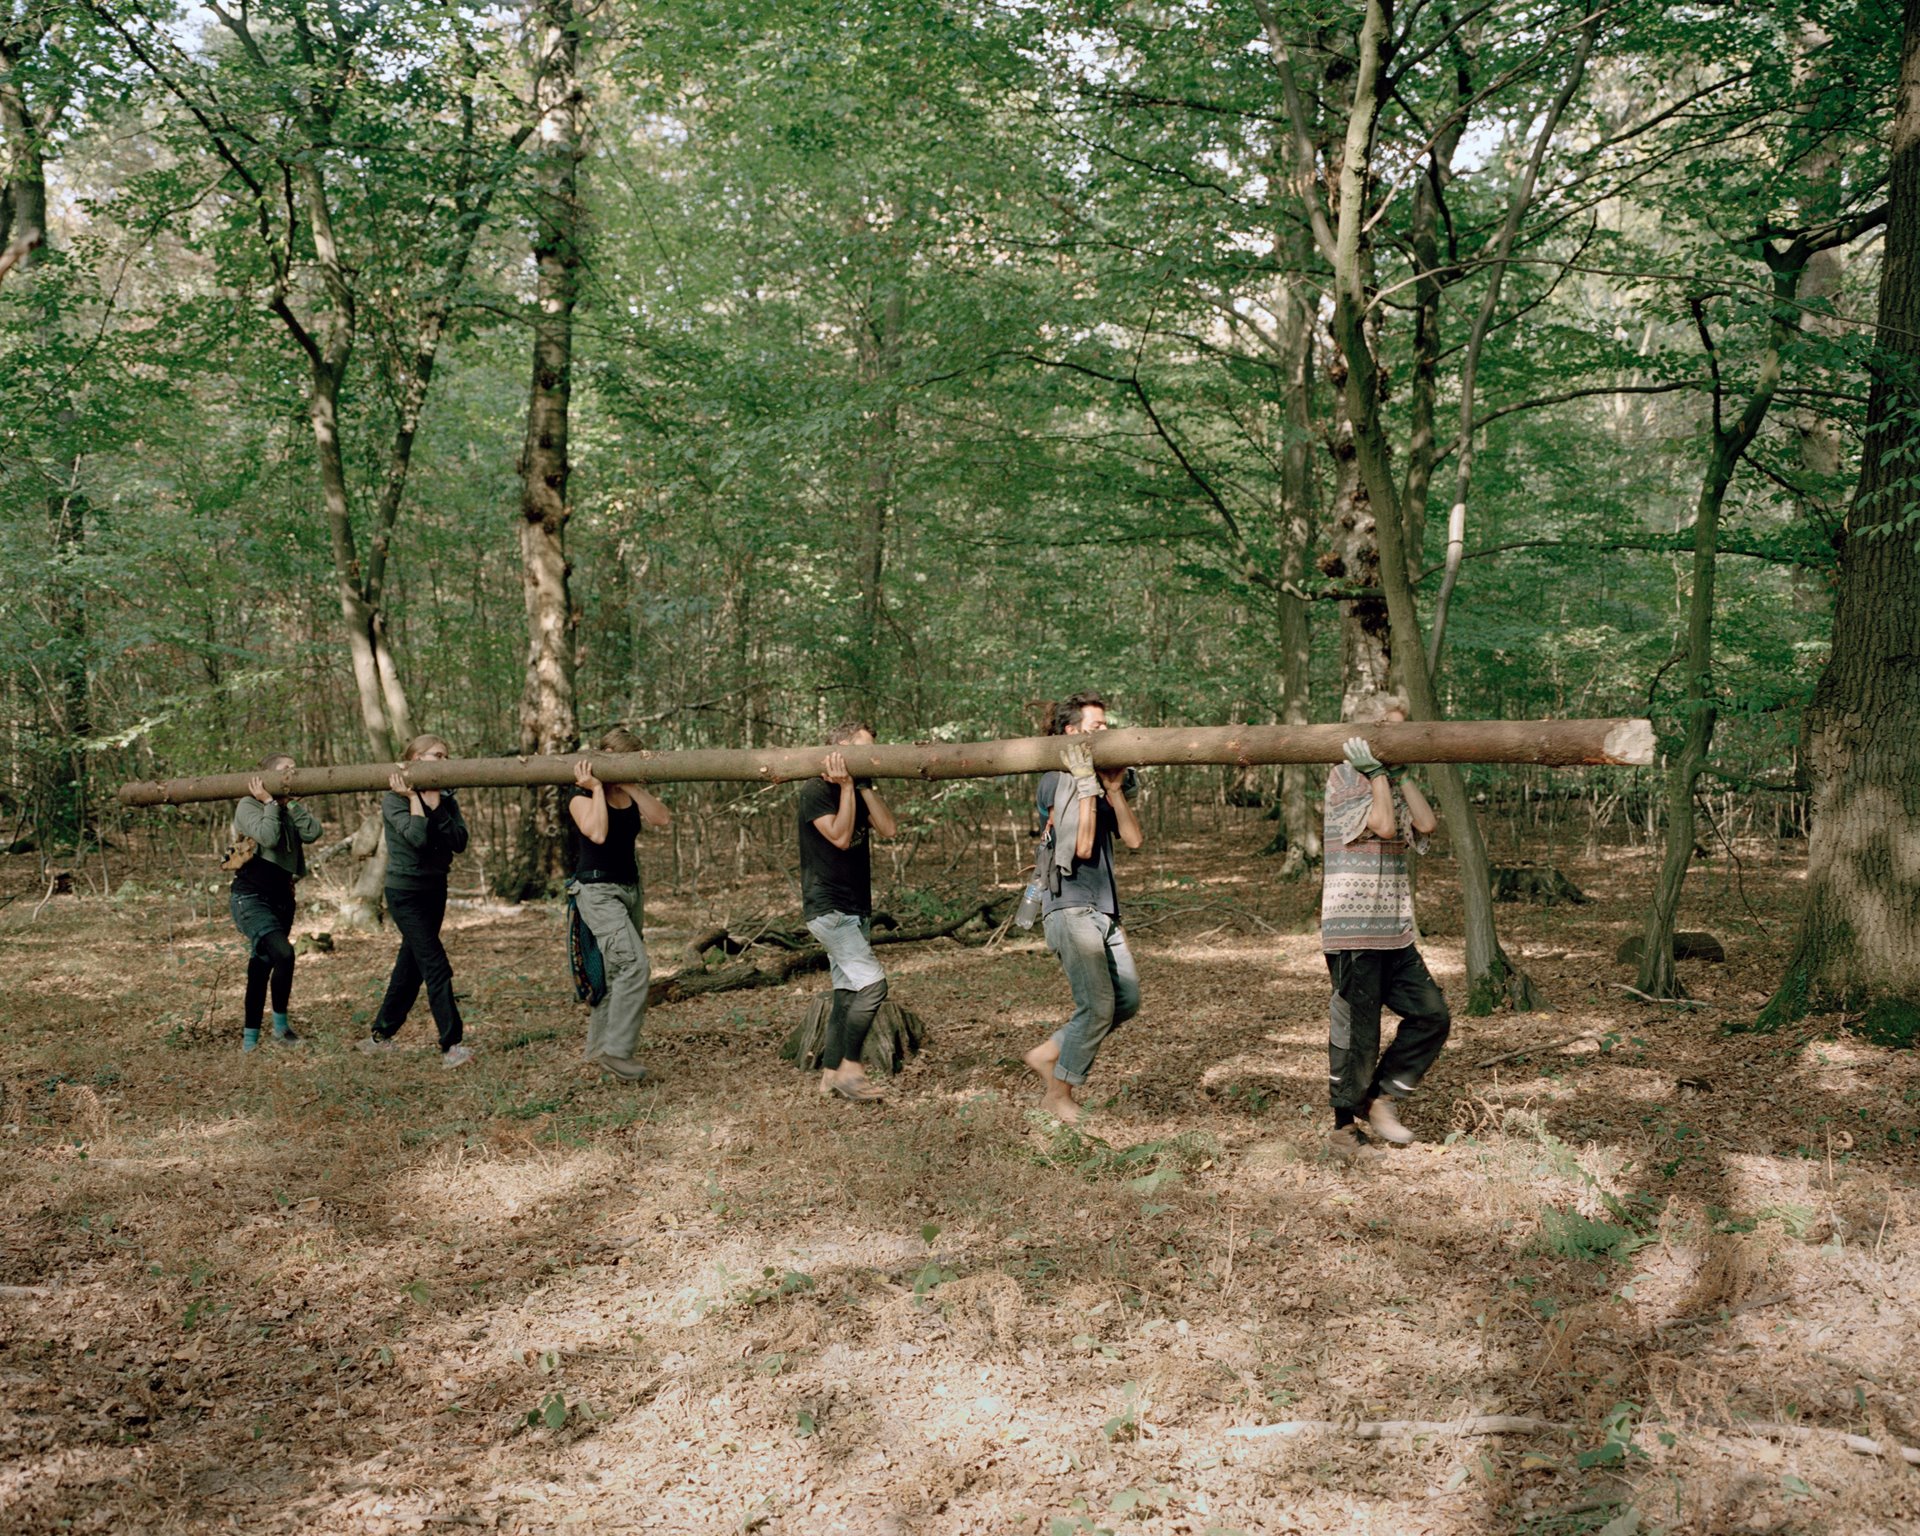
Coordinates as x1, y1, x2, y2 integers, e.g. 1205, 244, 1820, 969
1, 821, 1916, 1535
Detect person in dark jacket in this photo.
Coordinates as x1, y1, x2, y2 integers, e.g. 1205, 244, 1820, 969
229, 750, 324, 1051
357, 735, 474, 1067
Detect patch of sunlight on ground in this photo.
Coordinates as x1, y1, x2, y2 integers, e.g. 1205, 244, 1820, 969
1717, 1150, 1824, 1210
398, 1145, 621, 1227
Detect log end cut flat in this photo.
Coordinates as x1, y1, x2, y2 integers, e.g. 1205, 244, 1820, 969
1602, 719, 1655, 766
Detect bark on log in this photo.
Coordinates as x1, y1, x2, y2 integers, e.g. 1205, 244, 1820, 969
647, 899, 1007, 1006
118, 719, 1654, 806
781, 997, 925, 1075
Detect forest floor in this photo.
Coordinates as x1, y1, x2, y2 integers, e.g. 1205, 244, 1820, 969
1, 811, 1916, 1536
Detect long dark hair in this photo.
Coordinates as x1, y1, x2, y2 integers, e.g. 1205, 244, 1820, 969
1047, 692, 1106, 735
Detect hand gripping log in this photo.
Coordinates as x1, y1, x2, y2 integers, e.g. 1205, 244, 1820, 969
117, 719, 1654, 807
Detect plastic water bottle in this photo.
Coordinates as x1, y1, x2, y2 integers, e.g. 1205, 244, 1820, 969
1014, 879, 1044, 930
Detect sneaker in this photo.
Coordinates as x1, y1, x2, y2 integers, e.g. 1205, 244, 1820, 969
356, 1035, 397, 1055
270, 1027, 302, 1046
442, 1045, 475, 1069
586, 1053, 649, 1083
1366, 1097, 1416, 1146
1327, 1125, 1386, 1165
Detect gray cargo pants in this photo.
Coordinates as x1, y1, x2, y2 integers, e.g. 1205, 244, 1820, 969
569, 880, 651, 1062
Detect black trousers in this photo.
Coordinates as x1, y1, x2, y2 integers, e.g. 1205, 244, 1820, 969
1326, 945, 1451, 1110
231, 884, 296, 1034
376, 884, 464, 1051
822, 980, 889, 1070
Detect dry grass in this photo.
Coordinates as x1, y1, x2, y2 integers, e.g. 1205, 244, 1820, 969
1, 816, 1917, 1535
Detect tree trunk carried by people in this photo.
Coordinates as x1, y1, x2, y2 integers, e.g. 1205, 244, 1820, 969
118, 718, 1655, 806
1760, 0, 1920, 1039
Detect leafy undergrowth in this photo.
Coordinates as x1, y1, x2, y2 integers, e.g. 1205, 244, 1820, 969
2, 818, 1917, 1535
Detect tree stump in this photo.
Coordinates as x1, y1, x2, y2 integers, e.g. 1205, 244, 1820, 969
1615, 931, 1726, 965
780, 996, 926, 1076
1489, 863, 1589, 905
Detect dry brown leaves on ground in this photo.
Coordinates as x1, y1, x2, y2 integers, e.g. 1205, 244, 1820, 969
1, 818, 1916, 1535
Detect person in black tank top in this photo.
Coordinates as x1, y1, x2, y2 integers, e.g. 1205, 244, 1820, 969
567, 727, 671, 1081
798, 720, 900, 1102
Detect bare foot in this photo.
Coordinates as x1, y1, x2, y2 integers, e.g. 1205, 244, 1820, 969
1023, 1040, 1060, 1086
1039, 1085, 1080, 1125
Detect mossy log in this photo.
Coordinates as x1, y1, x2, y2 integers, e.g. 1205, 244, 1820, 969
647, 898, 1010, 1007
1615, 931, 1726, 965
780, 996, 927, 1075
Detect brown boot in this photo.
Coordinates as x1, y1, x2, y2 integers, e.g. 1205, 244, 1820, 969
1327, 1125, 1386, 1165
1366, 1097, 1416, 1146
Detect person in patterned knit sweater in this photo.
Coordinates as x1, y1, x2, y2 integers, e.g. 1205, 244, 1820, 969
1320, 695, 1450, 1163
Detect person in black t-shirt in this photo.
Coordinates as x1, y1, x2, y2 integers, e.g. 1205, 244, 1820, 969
567, 727, 671, 1081
798, 720, 898, 1102
1023, 692, 1144, 1124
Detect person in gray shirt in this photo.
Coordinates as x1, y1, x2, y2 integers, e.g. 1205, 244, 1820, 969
357, 734, 475, 1068
1023, 693, 1144, 1124
228, 751, 323, 1051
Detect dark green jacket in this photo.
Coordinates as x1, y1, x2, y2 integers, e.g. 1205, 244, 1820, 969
232, 797, 324, 881
382, 789, 469, 890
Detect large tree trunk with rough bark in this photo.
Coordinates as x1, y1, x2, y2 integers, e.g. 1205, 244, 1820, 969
1273, 302, 1319, 875
853, 257, 903, 716
118, 718, 1654, 806
499, 0, 584, 901
1265, 0, 1538, 1011
1761, 0, 1920, 1035
2, 19, 89, 846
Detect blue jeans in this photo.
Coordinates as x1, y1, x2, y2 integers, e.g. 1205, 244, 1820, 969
1043, 906, 1141, 1086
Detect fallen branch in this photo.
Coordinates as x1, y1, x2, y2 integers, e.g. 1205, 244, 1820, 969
1227, 1414, 1565, 1442
1609, 982, 1709, 1009
1654, 1289, 1800, 1332
649, 898, 1011, 1006
1223, 1412, 1920, 1468
1125, 897, 1283, 935
1475, 1032, 1599, 1069
1722, 1420, 1920, 1468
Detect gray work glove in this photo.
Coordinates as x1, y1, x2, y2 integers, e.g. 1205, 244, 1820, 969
1342, 736, 1386, 778
1062, 741, 1100, 801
